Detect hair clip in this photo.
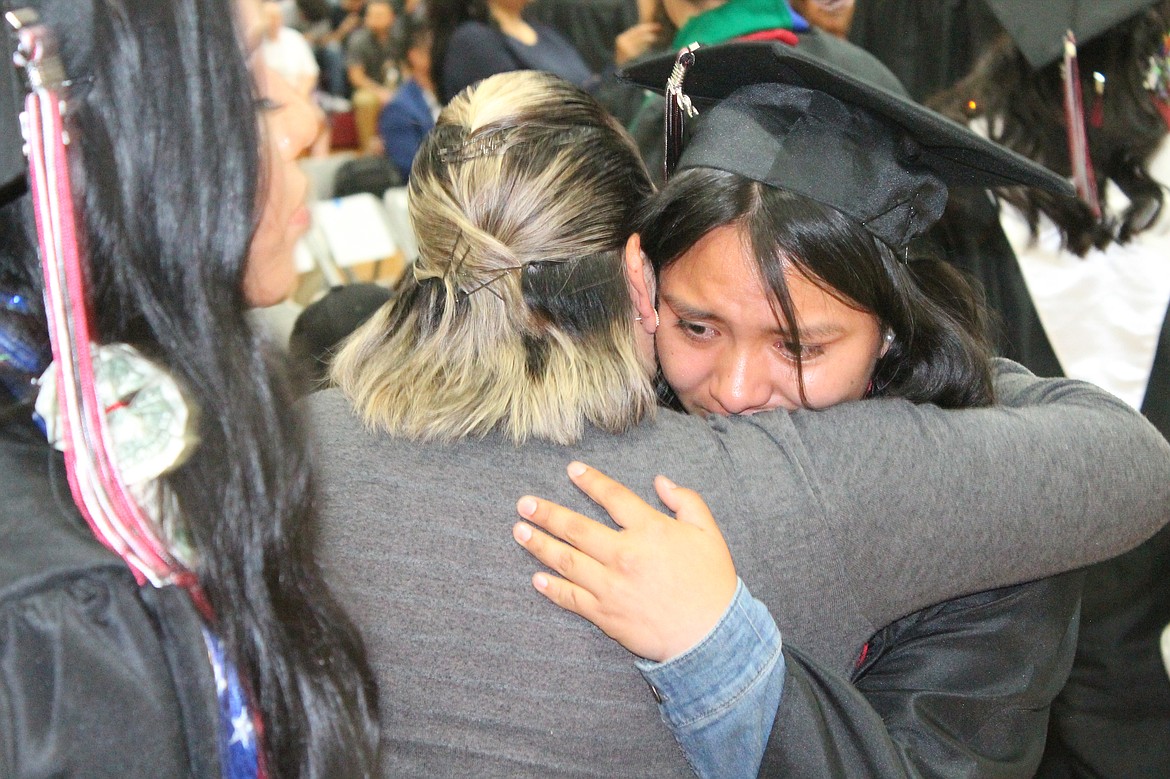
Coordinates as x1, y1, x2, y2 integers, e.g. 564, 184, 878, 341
664, 42, 699, 181
437, 131, 508, 163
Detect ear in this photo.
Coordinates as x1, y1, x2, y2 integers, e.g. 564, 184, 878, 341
624, 233, 658, 334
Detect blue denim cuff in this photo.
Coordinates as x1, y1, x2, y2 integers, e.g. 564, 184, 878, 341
635, 579, 783, 729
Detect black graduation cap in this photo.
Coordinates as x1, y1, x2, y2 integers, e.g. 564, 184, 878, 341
983, 0, 1160, 69
620, 42, 1075, 251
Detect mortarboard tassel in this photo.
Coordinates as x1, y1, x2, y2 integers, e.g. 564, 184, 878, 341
1090, 71, 1105, 129
1062, 31, 1102, 217
664, 43, 699, 181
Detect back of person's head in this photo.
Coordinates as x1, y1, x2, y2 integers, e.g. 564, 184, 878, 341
638, 167, 996, 408
931, 0, 1170, 255
290, 282, 393, 392
397, 12, 432, 71
332, 70, 657, 444
0, 0, 377, 774
428, 0, 489, 100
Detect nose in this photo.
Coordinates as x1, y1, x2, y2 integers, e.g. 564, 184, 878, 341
709, 345, 776, 415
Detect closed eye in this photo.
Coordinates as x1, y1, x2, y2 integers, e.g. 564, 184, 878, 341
778, 341, 826, 362
675, 318, 717, 342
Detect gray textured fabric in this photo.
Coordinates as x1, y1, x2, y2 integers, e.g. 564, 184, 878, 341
305, 360, 1170, 777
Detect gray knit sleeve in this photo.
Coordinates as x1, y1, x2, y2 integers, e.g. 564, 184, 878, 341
772, 359, 1170, 627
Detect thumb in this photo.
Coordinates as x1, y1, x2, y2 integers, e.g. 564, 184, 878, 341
654, 474, 719, 532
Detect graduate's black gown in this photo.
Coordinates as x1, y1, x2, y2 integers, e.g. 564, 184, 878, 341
0, 417, 221, 777
935, 191, 1170, 779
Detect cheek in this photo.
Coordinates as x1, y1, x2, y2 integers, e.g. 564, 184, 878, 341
242, 249, 295, 308
243, 144, 297, 307
258, 126, 289, 218
656, 331, 712, 410
800, 344, 881, 407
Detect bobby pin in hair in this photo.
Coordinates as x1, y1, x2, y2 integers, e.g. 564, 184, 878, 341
456, 264, 526, 303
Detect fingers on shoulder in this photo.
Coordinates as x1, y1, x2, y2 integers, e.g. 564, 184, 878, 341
532, 572, 600, 620
517, 495, 613, 553
569, 462, 656, 528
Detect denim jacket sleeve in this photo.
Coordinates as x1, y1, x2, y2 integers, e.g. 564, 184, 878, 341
635, 579, 785, 779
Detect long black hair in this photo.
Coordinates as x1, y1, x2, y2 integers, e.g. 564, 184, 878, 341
0, 0, 379, 774
637, 168, 995, 409
427, 0, 492, 101
931, 1, 1170, 256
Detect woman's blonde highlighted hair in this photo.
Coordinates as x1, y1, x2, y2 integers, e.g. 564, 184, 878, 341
331, 71, 656, 445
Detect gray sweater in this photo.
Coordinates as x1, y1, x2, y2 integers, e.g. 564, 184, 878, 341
306, 361, 1170, 777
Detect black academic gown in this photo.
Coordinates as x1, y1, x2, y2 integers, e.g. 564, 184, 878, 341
0, 418, 221, 778
761, 574, 1085, 778
846, 0, 1002, 103
934, 191, 1170, 779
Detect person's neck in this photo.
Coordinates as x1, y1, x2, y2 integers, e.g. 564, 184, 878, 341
489, 2, 535, 44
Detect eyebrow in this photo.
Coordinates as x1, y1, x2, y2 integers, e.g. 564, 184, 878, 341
663, 291, 846, 340
662, 292, 719, 324
789, 322, 846, 340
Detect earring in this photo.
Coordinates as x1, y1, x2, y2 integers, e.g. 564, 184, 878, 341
884, 329, 894, 344
635, 310, 660, 329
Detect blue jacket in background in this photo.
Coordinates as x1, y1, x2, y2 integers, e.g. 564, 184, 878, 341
377, 79, 435, 183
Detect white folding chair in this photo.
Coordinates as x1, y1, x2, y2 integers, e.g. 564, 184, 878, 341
299, 193, 399, 286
